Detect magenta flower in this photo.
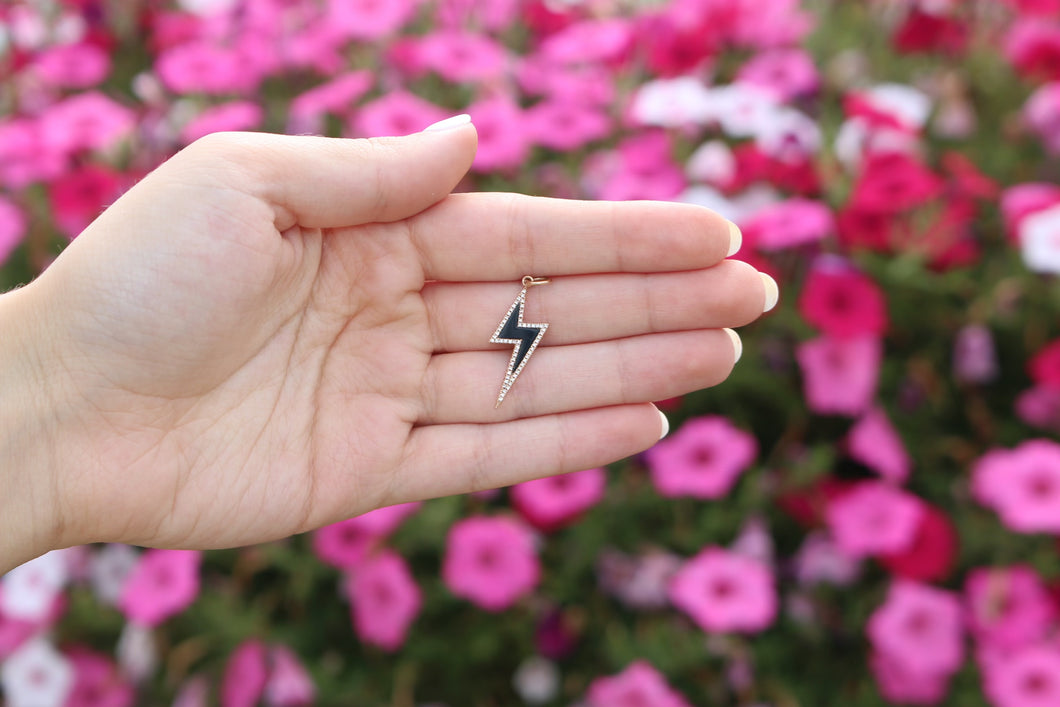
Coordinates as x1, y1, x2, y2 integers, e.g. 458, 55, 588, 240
523, 100, 612, 152
221, 640, 268, 707
510, 467, 606, 532
118, 549, 201, 627
743, 198, 834, 251
32, 42, 111, 89
39, 92, 136, 157
66, 647, 134, 707
312, 502, 420, 570
47, 164, 126, 239
971, 439, 1060, 534
867, 581, 964, 676
156, 42, 262, 96
1001, 183, 1060, 243
1016, 386, 1060, 433
645, 415, 757, 500
1024, 82, 1060, 154
737, 48, 820, 101
0, 118, 65, 189
409, 31, 509, 83
442, 516, 540, 612
965, 565, 1055, 651
538, 18, 633, 64
288, 71, 374, 134
846, 407, 911, 484
985, 645, 1060, 707
348, 91, 448, 137
345, 549, 422, 652
324, 0, 418, 40
668, 546, 776, 634
264, 645, 315, 707
869, 650, 951, 706
596, 549, 683, 610
826, 481, 923, 558
586, 660, 692, 707
180, 101, 264, 144
798, 264, 888, 338
467, 95, 530, 173
796, 335, 881, 416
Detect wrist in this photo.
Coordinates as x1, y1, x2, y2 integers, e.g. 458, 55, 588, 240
0, 285, 68, 573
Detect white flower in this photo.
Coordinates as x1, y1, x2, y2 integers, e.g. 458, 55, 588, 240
756, 107, 821, 163
686, 140, 735, 185
117, 621, 157, 683
1021, 204, 1060, 274
709, 83, 783, 138
1, 550, 69, 622
630, 76, 714, 127
679, 184, 780, 225
862, 83, 932, 131
89, 543, 139, 607
834, 117, 920, 171
512, 656, 560, 705
0, 638, 74, 707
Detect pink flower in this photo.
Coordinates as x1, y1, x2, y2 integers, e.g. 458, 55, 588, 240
985, 645, 1060, 707
538, 19, 633, 64
953, 324, 999, 384
434, 0, 520, 32
826, 481, 923, 558
972, 439, 1060, 534
743, 198, 833, 251
0, 198, 26, 265
878, 503, 958, 583
1016, 385, 1060, 432
1001, 183, 1060, 243
644, 415, 757, 500
596, 549, 683, 610
345, 549, 421, 652
442, 516, 540, 612
737, 49, 819, 101
523, 100, 612, 151
407, 31, 509, 83
48, 164, 126, 239
1025, 82, 1060, 154
796, 335, 882, 416
180, 101, 264, 144
584, 132, 687, 202
156, 42, 262, 95
1004, 19, 1060, 81
324, 0, 418, 40
869, 651, 951, 706
799, 262, 888, 338
118, 549, 202, 627
966, 565, 1055, 651
288, 71, 374, 134
586, 661, 692, 707
312, 503, 420, 570
263, 645, 315, 707
467, 95, 530, 173
846, 407, 910, 483
0, 118, 65, 189
510, 468, 606, 532
668, 546, 776, 633
517, 59, 616, 106
66, 647, 134, 707
39, 92, 136, 156
867, 581, 964, 675
348, 91, 448, 137
850, 152, 943, 214
793, 532, 861, 587
32, 42, 110, 89
221, 640, 267, 707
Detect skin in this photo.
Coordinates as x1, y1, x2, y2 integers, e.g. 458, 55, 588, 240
0, 123, 772, 574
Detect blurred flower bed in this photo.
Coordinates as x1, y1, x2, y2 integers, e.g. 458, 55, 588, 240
2, 0, 1060, 705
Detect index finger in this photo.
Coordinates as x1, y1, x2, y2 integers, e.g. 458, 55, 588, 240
408, 193, 741, 281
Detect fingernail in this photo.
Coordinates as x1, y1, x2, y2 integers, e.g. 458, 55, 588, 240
724, 327, 742, 363
760, 272, 779, 312
423, 114, 472, 132
727, 221, 742, 257
657, 407, 670, 439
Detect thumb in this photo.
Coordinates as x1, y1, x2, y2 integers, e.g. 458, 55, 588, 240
177, 116, 478, 231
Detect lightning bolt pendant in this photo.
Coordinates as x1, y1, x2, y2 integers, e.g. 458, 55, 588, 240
490, 276, 551, 408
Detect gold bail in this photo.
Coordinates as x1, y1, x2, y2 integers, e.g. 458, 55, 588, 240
522, 275, 551, 287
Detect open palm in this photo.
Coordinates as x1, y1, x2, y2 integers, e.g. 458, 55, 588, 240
16, 125, 770, 555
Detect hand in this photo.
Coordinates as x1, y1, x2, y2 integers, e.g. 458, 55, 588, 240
0, 122, 773, 571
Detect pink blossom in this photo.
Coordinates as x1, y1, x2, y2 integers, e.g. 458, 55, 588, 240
793, 532, 861, 587
985, 645, 1060, 707
221, 640, 267, 707
156, 42, 262, 95
345, 549, 422, 652
596, 549, 683, 610
1001, 183, 1060, 243
288, 71, 374, 134
48, 164, 126, 239
668, 546, 776, 633
796, 335, 882, 416
966, 565, 1055, 651
743, 198, 833, 251
325, 0, 418, 40
407, 31, 509, 83
523, 100, 612, 151
32, 42, 110, 88
538, 19, 633, 65
118, 549, 201, 627
510, 468, 606, 532
972, 439, 1060, 534
180, 101, 264, 144
729, 0, 816, 48
442, 516, 540, 612
517, 59, 616, 106
0, 602, 39, 661
737, 49, 819, 101
263, 645, 315, 706
869, 651, 952, 705
0, 638, 73, 707
953, 324, 999, 384
586, 660, 692, 707
644, 415, 757, 500
0, 196, 27, 267
584, 132, 687, 202
1, 550, 69, 622
349, 91, 448, 138
1004, 19, 1060, 81
1016, 385, 1060, 432
846, 407, 911, 483
1025, 82, 1060, 154
867, 581, 964, 675
755, 108, 822, 164
467, 95, 530, 173
435, 0, 520, 32
312, 503, 421, 571
825, 481, 923, 558
39, 92, 136, 157
172, 676, 209, 707
66, 647, 134, 707
0, 118, 66, 189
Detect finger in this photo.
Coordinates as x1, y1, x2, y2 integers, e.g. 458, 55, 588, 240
174, 123, 477, 231
389, 404, 667, 503
409, 193, 740, 281
419, 329, 739, 424
423, 261, 772, 352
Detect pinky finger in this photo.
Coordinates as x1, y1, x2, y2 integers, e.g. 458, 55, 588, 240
389, 404, 668, 503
